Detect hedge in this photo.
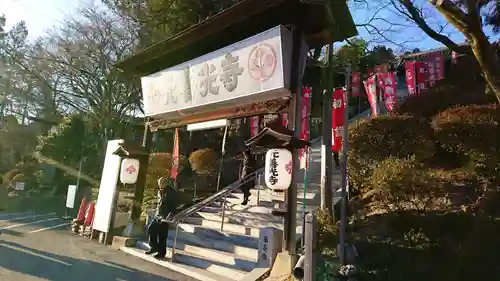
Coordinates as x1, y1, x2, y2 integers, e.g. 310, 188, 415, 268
395, 82, 495, 120
366, 156, 482, 214
188, 148, 219, 175
148, 152, 188, 178
431, 104, 500, 177
348, 115, 434, 191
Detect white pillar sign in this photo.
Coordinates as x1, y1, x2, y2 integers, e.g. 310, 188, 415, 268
264, 148, 292, 191
66, 185, 78, 209
93, 139, 123, 233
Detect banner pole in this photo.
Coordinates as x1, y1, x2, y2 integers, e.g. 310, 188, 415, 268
339, 64, 351, 265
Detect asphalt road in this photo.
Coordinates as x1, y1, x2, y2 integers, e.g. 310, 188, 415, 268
0, 211, 196, 281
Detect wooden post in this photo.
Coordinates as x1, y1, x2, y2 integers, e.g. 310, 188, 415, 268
304, 213, 317, 281
284, 27, 306, 255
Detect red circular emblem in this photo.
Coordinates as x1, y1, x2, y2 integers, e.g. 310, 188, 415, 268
248, 44, 277, 82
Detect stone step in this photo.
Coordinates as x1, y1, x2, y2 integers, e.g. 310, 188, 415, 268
170, 240, 258, 272
184, 217, 260, 237
120, 245, 227, 281
139, 234, 258, 273
176, 222, 259, 249
167, 227, 258, 260
194, 210, 284, 229
173, 249, 247, 281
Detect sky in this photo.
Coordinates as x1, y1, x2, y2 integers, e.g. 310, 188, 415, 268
0, 0, 499, 54
1, 0, 80, 39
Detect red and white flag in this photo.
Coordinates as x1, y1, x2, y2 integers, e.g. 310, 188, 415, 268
363, 76, 379, 117
332, 88, 345, 152
382, 72, 397, 111
415, 61, 428, 94
281, 112, 289, 128
249, 116, 260, 137
171, 128, 179, 180
351, 72, 361, 97
300, 87, 311, 169
405, 61, 417, 96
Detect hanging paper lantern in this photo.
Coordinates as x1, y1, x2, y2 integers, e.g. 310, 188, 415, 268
120, 158, 140, 184
265, 148, 293, 191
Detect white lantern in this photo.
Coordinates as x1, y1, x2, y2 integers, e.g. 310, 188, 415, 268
265, 148, 293, 191
120, 158, 140, 184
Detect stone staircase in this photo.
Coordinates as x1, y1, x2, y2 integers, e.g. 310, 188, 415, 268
120, 139, 341, 281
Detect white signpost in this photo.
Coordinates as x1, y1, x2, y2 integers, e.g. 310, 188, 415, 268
93, 139, 123, 235
141, 25, 292, 118
14, 182, 25, 191
66, 185, 78, 209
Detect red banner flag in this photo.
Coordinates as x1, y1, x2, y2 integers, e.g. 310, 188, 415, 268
299, 88, 311, 169
281, 112, 289, 128
405, 61, 417, 96
427, 54, 437, 88
415, 61, 428, 94
351, 72, 361, 97
451, 51, 457, 65
300, 87, 311, 142
171, 128, 179, 180
382, 72, 397, 111
434, 52, 445, 81
332, 88, 345, 152
363, 76, 379, 117
249, 116, 260, 137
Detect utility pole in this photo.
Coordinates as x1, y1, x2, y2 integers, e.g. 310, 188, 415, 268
320, 44, 334, 216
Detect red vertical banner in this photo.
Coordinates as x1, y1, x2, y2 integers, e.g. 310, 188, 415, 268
332, 88, 345, 152
427, 53, 437, 88
405, 61, 417, 96
299, 87, 311, 168
351, 72, 361, 97
382, 72, 397, 111
171, 128, 179, 180
281, 112, 289, 128
300, 87, 311, 142
434, 52, 445, 80
249, 116, 260, 137
451, 51, 457, 65
363, 76, 378, 117
415, 61, 428, 94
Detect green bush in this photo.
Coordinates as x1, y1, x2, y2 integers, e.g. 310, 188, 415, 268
348, 115, 434, 191
395, 82, 494, 120
189, 148, 219, 175
432, 104, 500, 177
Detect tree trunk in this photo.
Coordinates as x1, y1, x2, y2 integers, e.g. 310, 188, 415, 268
469, 35, 500, 103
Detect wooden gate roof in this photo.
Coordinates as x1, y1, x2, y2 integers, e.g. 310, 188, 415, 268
117, 0, 357, 76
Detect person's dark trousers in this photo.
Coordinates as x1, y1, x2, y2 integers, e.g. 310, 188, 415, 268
146, 220, 160, 254
147, 220, 170, 258
155, 222, 170, 258
334, 152, 340, 168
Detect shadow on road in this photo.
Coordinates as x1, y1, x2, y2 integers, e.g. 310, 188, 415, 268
0, 229, 24, 237
0, 241, 175, 281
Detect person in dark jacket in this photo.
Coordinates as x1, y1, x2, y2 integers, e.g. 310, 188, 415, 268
240, 147, 255, 205
146, 175, 179, 259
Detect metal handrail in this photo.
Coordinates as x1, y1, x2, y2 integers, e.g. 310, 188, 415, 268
163, 167, 265, 224
167, 167, 264, 259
